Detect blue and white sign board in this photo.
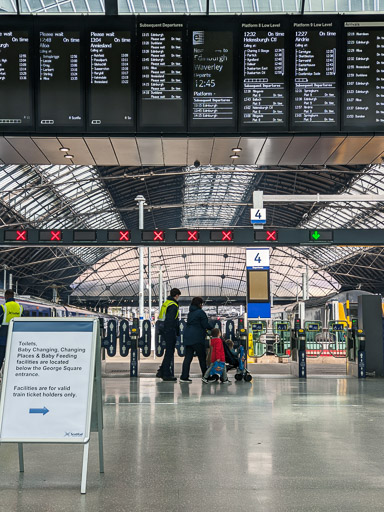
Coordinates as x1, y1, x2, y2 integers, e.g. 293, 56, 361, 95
246, 248, 270, 270
0, 318, 98, 443
250, 208, 266, 224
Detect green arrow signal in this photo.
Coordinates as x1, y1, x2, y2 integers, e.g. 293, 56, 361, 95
312, 231, 321, 240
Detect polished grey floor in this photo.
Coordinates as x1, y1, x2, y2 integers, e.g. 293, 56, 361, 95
1, 375, 384, 511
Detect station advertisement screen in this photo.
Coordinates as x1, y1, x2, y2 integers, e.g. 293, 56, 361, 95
247, 270, 270, 302
189, 20, 236, 132
138, 20, 186, 131
37, 22, 84, 131
0, 26, 33, 131
342, 21, 384, 131
240, 20, 288, 132
87, 23, 134, 132
290, 19, 339, 131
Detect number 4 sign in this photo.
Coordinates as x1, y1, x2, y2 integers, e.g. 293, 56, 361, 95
250, 208, 266, 225
246, 248, 270, 269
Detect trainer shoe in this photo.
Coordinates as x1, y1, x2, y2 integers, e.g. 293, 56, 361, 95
201, 377, 209, 383
162, 376, 177, 382
180, 378, 192, 383
221, 379, 230, 384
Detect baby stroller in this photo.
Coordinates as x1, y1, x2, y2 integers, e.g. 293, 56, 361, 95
223, 341, 252, 382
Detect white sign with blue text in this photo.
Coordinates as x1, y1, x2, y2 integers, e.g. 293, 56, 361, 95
250, 208, 266, 224
246, 248, 270, 270
0, 318, 97, 443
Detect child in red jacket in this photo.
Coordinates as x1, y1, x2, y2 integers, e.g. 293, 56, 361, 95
202, 328, 229, 384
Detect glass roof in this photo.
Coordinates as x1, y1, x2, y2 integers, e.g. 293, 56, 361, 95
71, 245, 339, 301
0, 0, 381, 13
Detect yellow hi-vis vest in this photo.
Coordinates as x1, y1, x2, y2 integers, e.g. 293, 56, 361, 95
1, 301, 23, 325
158, 300, 179, 321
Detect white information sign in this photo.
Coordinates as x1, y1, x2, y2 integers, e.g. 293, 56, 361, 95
0, 318, 98, 443
250, 208, 266, 224
246, 247, 270, 269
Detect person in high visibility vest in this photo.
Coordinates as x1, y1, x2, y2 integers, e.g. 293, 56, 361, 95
156, 288, 181, 382
0, 289, 23, 369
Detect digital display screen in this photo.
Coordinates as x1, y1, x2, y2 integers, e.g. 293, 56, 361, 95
37, 27, 83, 130
210, 230, 233, 241
307, 323, 320, 331
39, 230, 62, 241
277, 323, 289, 331
251, 322, 264, 331
240, 21, 287, 131
331, 323, 344, 331
248, 270, 269, 301
176, 230, 199, 241
73, 230, 96, 241
88, 28, 134, 131
142, 230, 165, 241
4, 230, 28, 241
254, 230, 278, 241
189, 23, 236, 131
342, 21, 384, 130
138, 21, 186, 131
107, 230, 131, 241
291, 21, 339, 131
0, 28, 33, 131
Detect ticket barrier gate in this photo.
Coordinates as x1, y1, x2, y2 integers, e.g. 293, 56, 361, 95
247, 320, 267, 358
305, 321, 323, 358
225, 320, 235, 342
290, 327, 306, 378
328, 321, 348, 358
102, 319, 117, 357
346, 323, 366, 378
272, 320, 291, 358
129, 318, 140, 377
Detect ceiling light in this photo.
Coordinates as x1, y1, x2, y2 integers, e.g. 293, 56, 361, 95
230, 154, 240, 159
60, 147, 70, 152
64, 154, 74, 159
231, 147, 242, 152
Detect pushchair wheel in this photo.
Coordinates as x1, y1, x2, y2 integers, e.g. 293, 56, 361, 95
235, 373, 243, 381
244, 373, 252, 382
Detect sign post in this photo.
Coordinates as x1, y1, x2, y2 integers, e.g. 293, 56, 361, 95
0, 317, 104, 494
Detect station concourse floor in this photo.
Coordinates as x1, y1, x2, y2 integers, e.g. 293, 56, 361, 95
1, 373, 384, 511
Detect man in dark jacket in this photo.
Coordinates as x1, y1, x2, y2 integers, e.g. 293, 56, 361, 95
157, 288, 181, 382
180, 297, 211, 382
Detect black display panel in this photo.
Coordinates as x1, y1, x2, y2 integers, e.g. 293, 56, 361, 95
39, 230, 62, 241
342, 20, 384, 131
138, 20, 186, 131
210, 230, 233, 241
87, 20, 134, 132
107, 230, 131, 241
73, 230, 96, 241
240, 20, 288, 132
0, 25, 33, 131
189, 19, 236, 132
142, 230, 165, 241
291, 19, 339, 131
176, 230, 199, 241
37, 20, 84, 131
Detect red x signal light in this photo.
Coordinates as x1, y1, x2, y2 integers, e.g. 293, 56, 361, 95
222, 230, 232, 241
153, 231, 164, 241
266, 230, 277, 241
188, 230, 198, 241
50, 230, 62, 241
16, 230, 27, 241
119, 230, 130, 241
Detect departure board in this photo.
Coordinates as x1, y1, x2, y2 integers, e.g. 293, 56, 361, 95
88, 29, 134, 131
291, 21, 339, 131
37, 29, 83, 130
240, 21, 288, 131
0, 29, 33, 131
342, 21, 384, 131
138, 22, 186, 131
189, 24, 236, 131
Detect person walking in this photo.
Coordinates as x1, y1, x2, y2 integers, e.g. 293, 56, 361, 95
157, 288, 181, 382
180, 297, 211, 383
0, 289, 23, 369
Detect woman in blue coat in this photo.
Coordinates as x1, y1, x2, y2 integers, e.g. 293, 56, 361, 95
180, 297, 212, 383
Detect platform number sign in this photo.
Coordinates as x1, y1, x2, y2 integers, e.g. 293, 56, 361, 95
246, 247, 270, 269
250, 208, 266, 225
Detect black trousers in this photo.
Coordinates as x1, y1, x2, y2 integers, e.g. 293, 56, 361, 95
180, 343, 207, 380
159, 331, 177, 378
0, 345, 6, 369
